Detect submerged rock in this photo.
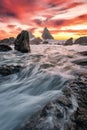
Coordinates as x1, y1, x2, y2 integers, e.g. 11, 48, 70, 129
74, 36, 87, 45
0, 65, 23, 76
0, 44, 12, 52
64, 38, 73, 45
14, 30, 31, 53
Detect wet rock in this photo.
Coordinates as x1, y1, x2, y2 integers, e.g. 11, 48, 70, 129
70, 107, 87, 130
42, 27, 54, 40
57, 95, 72, 108
14, 30, 30, 53
64, 38, 73, 45
15, 100, 64, 130
72, 58, 87, 66
30, 37, 42, 45
79, 51, 87, 56
0, 37, 15, 45
0, 44, 12, 52
62, 86, 72, 97
0, 65, 23, 76
74, 36, 87, 45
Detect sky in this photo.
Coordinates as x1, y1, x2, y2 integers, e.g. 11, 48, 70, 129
0, 0, 87, 40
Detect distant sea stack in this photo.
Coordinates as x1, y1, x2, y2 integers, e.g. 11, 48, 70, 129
74, 36, 87, 45
64, 37, 73, 45
42, 27, 54, 40
14, 30, 31, 53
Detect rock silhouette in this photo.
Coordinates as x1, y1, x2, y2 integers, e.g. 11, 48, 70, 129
64, 37, 73, 45
42, 27, 54, 40
14, 30, 31, 53
75, 36, 87, 45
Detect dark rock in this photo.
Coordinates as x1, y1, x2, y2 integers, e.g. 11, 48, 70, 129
72, 58, 87, 66
0, 65, 23, 76
57, 95, 72, 108
74, 36, 87, 45
42, 41, 49, 44
62, 86, 72, 97
79, 51, 87, 56
42, 27, 54, 40
64, 38, 73, 45
30, 37, 42, 45
0, 37, 15, 45
14, 30, 30, 53
0, 44, 12, 52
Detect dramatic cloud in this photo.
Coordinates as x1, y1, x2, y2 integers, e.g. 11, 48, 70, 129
0, 0, 87, 39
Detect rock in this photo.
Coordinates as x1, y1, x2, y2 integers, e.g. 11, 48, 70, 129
42, 41, 49, 44
14, 30, 30, 53
64, 38, 73, 45
30, 37, 42, 45
72, 58, 87, 66
42, 27, 54, 40
0, 44, 12, 52
0, 37, 15, 45
0, 65, 23, 76
79, 51, 87, 56
74, 36, 87, 45
70, 107, 87, 130
57, 95, 72, 108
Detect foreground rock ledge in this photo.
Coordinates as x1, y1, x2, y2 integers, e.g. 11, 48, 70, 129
15, 74, 87, 130
14, 30, 31, 53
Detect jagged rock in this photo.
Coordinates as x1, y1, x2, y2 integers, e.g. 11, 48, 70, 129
14, 30, 30, 53
42, 27, 54, 40
0, 44, 12, 52
64, 38, 73, 45
30, 37, 42, 45
74, 36, 87, 45
0, 37, 15, 45
0, 65, 23, 76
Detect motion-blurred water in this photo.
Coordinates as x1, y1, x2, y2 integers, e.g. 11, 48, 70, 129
0, 45, 87, 130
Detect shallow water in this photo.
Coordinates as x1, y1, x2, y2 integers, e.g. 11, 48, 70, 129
0, 45, 87, 130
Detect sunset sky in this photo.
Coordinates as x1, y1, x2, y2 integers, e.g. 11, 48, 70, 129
0, 0, 87, 40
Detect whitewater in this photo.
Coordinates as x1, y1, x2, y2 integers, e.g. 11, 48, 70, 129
0, 44, 87, 130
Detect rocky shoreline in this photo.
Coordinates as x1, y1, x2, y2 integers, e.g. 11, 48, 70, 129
14, 73, 87, 130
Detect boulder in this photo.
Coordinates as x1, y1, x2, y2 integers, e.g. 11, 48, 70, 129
14, 30, 30, 53
0, 37, 15, 45
0, 44, 12, 52
0, 65, 23, 76
64, 38, 73, 45
42, 27, 54, 40
30, 37, 42, 45
74, 36, 87, 45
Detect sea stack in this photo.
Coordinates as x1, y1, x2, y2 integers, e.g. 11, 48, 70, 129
14, 30, 31, 53
74, 36, 87, 45
64, 37, 73, 45
42, 27, 54, 40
